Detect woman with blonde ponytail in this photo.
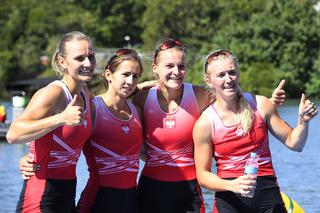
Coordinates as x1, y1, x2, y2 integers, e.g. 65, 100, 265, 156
7, 31, 96, 213
193, 50, 318, 213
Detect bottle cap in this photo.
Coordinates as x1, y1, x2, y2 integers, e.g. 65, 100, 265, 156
250, 152, 257, 158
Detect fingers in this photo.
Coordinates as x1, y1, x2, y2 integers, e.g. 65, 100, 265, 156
62, 94, 85, 126
20, 155, 40, 180
21, 170, 36, 180
299, 95, 318, 122
233, 175, 257, 194
271, 79, 286, 106
276, 79, 286, 90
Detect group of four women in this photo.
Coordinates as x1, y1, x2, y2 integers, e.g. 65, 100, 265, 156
7, 31, 317, 213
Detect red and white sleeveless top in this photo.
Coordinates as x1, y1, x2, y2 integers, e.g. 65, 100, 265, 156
203, 93, 275, 178
142, 83, 200, 181
29, 80, 92, 179
88, 96, 143, 188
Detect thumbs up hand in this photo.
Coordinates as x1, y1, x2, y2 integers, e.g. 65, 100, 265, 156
299, 94, 318, 123
271, 79, 286, 106
61, 95, 84, 126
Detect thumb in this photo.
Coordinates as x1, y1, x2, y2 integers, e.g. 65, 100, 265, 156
299, 93, 306, 109
276, 79, 286, 90
69, 94, 77, 106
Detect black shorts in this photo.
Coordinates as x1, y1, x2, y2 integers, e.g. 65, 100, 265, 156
214, 176, 287, 213
92, 186, 138, 213
137, 176, 204, 213
17, 179, 77, 213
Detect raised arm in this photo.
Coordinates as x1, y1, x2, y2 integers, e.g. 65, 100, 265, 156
193, 114, 255, 194
6, 85, 84, 144
259, 94, 317, 152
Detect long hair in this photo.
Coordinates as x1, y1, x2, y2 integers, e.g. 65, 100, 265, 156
204, 51, 254, 134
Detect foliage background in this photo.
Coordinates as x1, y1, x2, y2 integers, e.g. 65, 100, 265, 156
1, 0, 320, 98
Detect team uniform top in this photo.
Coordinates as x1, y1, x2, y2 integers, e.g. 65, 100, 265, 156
142, 83, 200, 181
87, 96, 143, 188
18, 80, 92, 213
202, 93, 275, 178
29, 80, 92, 179
77, 97, 143, 213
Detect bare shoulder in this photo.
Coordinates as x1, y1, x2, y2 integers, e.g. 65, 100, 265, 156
193, 85, 211, 112
132, 87, 150, 109
193, 112, 212, 139
22, 84, 66, 118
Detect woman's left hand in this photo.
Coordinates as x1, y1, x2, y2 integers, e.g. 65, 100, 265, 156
299, 94, 318, 123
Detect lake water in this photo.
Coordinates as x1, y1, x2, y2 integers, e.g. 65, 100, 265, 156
0, 101, 319, 212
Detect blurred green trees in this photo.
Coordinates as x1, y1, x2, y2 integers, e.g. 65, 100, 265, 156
1, 0, 319, 98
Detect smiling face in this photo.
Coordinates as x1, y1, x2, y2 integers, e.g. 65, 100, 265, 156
205, 57, 239, 99
59, 39, 96, 82
153, 48, 186, 90
105, 59, 141, 98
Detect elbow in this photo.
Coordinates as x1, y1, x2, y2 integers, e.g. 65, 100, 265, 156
198, 180, 206, 188
6, 127, 21, 144
196, 173, 206, 188
292, 146, 303, 152
6, 132, 16, 144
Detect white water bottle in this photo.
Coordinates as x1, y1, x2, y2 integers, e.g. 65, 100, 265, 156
243, 152, 258, 198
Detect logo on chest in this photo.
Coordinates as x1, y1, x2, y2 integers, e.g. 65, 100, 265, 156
121, 124, 130, 134
163, 116, 176, 129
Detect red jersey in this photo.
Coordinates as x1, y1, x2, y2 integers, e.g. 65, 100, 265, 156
203, 93, 275, 178
142, 83, 200, 181
77, 97, 143, 213
88, 97, 143, 188
19, 80, 92, 212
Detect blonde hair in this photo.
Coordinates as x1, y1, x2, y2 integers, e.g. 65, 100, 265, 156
204, 51, 254, 134
51, 31, 92, 76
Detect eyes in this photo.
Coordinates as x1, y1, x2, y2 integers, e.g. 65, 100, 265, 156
122, 72, 141, 79
164, 63, 185, 70
74, 53, 96, 62
216, 69, 238, 78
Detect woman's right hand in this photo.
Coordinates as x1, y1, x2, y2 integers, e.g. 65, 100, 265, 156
229, 175, 257, 195
19, 155, 40, 180
60, 95, 85, 126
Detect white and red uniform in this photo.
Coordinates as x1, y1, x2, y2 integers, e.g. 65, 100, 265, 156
138, 83, 205, 213
142, 83, 199, 181
78, 96, 143, 213
17, 80, 92, 213
203, 93, 275, 178
203, 93, 285, 213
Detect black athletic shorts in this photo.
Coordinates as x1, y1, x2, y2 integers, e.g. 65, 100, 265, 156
214, 176, 287, 213
92, 186, 138, 213
17, 179, 77, 213
137, 176, 204, 213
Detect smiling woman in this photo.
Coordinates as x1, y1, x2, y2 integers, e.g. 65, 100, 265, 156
193, 49, 318, 213
6, 31, 96, 213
